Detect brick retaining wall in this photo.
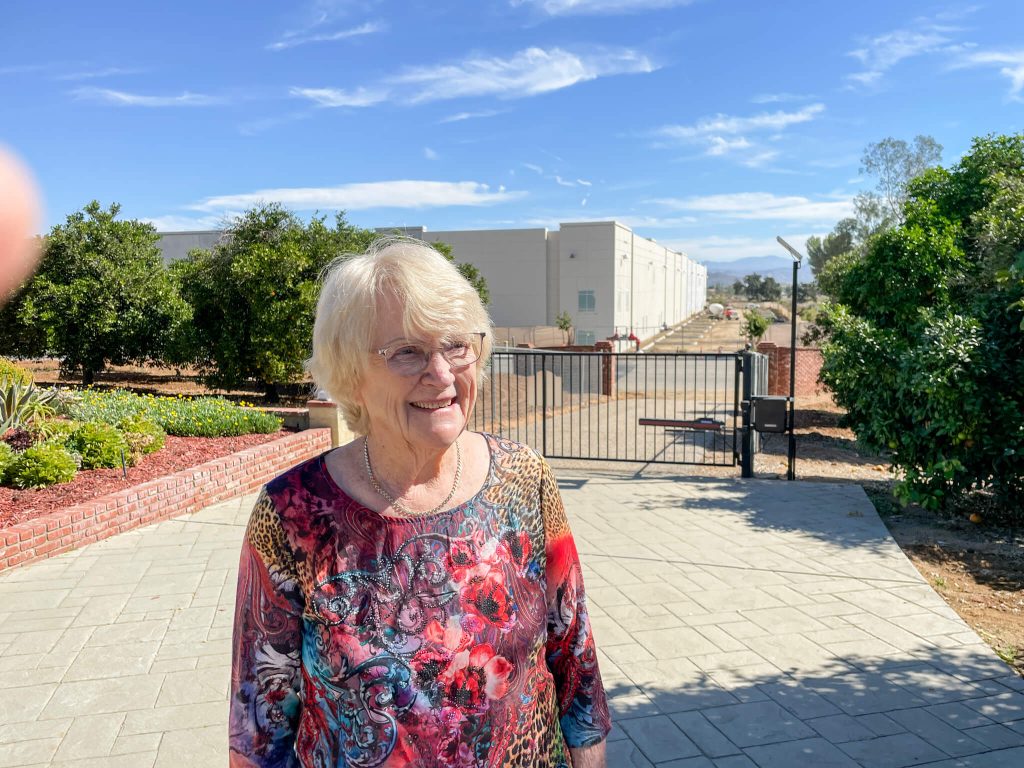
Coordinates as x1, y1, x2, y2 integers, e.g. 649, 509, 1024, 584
0, 428, 332, 573
756, 342, 826, 397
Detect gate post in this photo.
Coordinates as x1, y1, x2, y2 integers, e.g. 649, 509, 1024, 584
740, 350, 755, 478
595, 340, 616, 398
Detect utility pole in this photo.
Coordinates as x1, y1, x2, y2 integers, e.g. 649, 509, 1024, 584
775, 236, 803, 481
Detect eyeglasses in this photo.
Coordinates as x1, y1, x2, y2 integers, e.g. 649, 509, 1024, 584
375, 332, 486, 376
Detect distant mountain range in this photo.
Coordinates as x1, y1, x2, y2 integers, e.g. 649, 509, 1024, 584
703, 255, 816, 286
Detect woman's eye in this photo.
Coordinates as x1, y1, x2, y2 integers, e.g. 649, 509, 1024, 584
392, 346, 423, 359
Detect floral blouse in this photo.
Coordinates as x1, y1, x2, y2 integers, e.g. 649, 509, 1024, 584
229, 434, 611, 767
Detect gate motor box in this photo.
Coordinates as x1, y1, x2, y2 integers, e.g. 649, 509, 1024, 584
751, 396, 788, 433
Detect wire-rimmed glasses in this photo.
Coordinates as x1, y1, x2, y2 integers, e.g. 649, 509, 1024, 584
376, 332, 486, 376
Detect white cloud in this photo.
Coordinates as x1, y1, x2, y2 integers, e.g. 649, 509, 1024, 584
143, 213, 233, 231
291, 46, 655, 111
188, 180, 525, 212
652, 192, 853, 223
55, 67, 140, 81
657, 104, 825, 141
512, 0, 695, 15
846, 25, 957, 86
553, 175, 575, 187
71, 87, 222, 106
706, 136, 752, 156
957, 50, 1024, 99
424, 147, 438, 160
267, 20, 384, 51
577, 178, 592, 186
393, 46, 656, 102
289, 86, 389, 107
439, 109, 502, 123
750, 92, 814, 104
523, 163, 544, 174
654, 104, 824, 165
664, 234, 816, 263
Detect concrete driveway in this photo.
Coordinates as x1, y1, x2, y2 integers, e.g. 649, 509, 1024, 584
0, 469, 1021, 767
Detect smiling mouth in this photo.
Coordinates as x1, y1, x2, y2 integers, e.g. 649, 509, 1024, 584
410, 398, 455, 410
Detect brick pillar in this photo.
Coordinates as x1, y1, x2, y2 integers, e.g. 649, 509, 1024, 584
595, 340, 616, 398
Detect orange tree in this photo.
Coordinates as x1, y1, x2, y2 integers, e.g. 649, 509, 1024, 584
816, 134, 1024, 515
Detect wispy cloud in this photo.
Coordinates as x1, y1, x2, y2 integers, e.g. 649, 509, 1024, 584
665, 233, 816, 263
289, 86, 389, 107
654, 104, 824, 165
577, 178, 592, 187
71, 87, 223, 107
956, 50, 1024, 100
652, 191, 852, 223
54, 67, 140, 81
846, 24, 958, 86
657, 104, 825, 141
393, 46, 656, 102
439, 109, 502, 123
512, 0, 696, 16
291, 46, 654, 109
143, 213, 233, 231
267, 20, 384, 51
424, 147, 439, 160
750, 92, 814, 104
188, 180, 525, 212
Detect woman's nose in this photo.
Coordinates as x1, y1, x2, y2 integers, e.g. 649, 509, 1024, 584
422, 350, 456, 383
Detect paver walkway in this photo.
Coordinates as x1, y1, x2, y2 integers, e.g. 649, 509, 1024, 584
0, 470, 1021, 767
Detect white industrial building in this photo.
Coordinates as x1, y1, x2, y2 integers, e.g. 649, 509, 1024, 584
157, 220, 707, 345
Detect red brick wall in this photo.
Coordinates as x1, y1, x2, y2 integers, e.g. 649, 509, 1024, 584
756, 342, 825, 397
0, 428, 332, 573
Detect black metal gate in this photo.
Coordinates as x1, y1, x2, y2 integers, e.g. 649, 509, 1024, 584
470, 350, 763, 466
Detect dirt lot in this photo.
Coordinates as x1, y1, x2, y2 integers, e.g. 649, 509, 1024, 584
16, 352, 1024, 676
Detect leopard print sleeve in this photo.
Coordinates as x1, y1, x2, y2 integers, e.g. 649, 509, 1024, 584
229, 490, 305, 767
539, 455, 612, 749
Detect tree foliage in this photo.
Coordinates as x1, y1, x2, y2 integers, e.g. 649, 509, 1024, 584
175, 204, 376, 401
806, 135, 943, 282
816, 134, 1024, 514
736, 273, 782, 301
742, 312, 770, 343
1, 202, 188, 384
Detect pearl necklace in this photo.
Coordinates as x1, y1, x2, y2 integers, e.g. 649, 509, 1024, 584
363, 436, 462, 517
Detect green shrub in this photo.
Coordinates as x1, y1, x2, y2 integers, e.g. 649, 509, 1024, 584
69, 421, 131, 469
0, 442, 15, 479
0, 357, 32, 387
5, 443, 77, 488
118, 416, 166, 460
61, 389, 281, 437
28, 418, 81, 445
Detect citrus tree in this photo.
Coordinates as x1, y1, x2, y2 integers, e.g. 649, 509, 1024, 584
816, 134, 1024, 514
3, 201, 188, 384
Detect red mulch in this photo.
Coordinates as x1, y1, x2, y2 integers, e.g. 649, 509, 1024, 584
0, 431, 293, 529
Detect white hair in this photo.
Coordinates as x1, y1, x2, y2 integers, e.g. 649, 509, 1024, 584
307, 236, 492, 435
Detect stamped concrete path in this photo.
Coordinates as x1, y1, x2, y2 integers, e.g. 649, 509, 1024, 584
0, 469, 1022, 767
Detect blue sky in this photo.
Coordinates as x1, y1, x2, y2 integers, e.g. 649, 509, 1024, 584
3, 0, 1022, 264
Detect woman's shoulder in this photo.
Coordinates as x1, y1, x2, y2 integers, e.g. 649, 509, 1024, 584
479, 432, 545, 467
264, 448, 336, 503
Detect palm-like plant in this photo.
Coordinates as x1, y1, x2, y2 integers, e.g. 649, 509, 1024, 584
0, 377, 58, 435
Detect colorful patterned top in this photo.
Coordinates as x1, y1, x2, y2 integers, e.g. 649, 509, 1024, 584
230, 434, 611, 767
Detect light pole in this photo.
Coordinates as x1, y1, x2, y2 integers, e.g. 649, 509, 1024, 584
775, 236, 803, 481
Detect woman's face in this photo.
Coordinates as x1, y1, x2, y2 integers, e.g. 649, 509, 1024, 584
357, 294, 479, 454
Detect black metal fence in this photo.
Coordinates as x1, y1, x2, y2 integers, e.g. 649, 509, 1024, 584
471, 350, 765, 466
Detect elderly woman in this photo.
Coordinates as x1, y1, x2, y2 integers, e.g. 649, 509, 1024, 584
230, 238, 610, 767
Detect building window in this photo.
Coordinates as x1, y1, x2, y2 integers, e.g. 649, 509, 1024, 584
577, 330, 595, 345
578, 290, 595, 312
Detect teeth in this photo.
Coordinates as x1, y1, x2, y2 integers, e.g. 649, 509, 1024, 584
412, 399, 453, 409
